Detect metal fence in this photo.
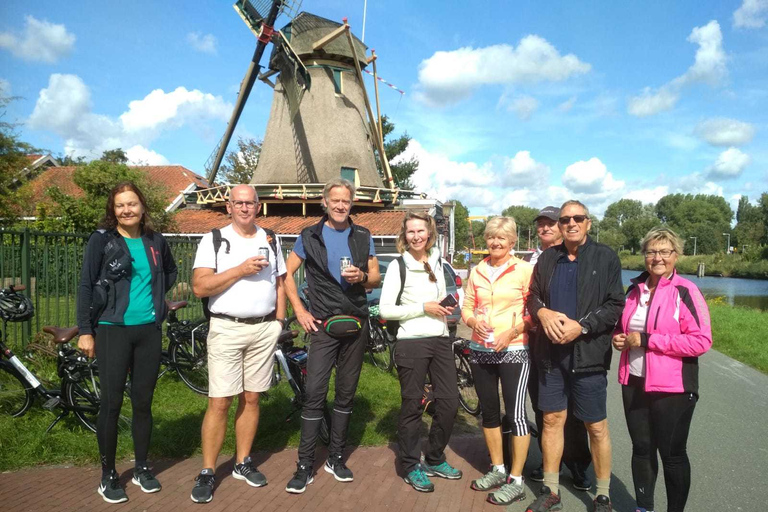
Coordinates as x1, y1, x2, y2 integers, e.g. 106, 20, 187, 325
0, 229, 296, 347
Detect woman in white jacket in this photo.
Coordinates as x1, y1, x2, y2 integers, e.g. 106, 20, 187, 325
380, 211, 462, 493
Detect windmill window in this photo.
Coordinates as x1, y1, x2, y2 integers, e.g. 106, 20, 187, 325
341, 167, 359, 186
332, 69, 343, 94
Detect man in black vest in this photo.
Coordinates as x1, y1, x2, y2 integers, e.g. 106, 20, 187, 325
283, 178, 381, 494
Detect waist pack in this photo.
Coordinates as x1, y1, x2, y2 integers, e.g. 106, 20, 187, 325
323, 314, 362, 338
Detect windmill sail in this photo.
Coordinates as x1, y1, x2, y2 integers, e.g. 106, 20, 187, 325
270, 35, 310, 119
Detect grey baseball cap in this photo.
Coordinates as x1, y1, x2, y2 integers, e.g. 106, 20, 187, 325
535, 206, 560, 222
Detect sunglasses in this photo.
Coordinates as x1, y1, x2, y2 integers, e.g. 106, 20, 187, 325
423, 261, 437, 282
558, 215, 589, 224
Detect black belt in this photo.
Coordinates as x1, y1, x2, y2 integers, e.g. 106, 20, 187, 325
210, 312, 276, 325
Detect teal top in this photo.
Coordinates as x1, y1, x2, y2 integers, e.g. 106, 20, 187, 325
100, 237, 155, 326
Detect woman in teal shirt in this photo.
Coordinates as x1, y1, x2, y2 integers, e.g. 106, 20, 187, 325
77, 182, 177, 504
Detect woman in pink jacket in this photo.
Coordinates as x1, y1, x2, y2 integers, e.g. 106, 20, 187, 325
612, 227, 712, 512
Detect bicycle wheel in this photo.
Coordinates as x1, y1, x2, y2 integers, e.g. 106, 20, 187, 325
64, 367, 133, 434
0, 362, 34, 417
170, 320, 209, 395
368, 321, 393, 372
455, 350, 481, 416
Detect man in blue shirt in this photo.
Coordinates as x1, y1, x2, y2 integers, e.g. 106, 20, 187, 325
283, 178, 381, 494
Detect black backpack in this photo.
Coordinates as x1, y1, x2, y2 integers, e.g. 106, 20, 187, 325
385, 255, 443, 338
201, 227, 278, 319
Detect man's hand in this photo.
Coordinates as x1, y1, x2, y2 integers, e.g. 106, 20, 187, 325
238, 256, 269, 277
78, 334, 95, 358
341, 264, 366, 284
296, 306, 321, 332
537, 308, 566, 342
557, 318, 583, 344
423, 302, 454, 318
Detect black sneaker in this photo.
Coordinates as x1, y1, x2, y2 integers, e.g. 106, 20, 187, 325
132, 465, 161, 493
190, 469, 215, 503
565, 462, 592, 491
593, 494, 613, 512
324, 453, 353, 482
529, 465, 544, 482
525, 485, 562, 512
233, 457, 267, 487
285, 462, 314, 494
98, 470, 128, 504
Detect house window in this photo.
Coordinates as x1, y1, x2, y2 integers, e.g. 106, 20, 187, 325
332, 69, 343, 94
341, 167, 358, 186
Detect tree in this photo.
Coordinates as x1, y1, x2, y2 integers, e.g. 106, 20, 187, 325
376, 116, 418, 190
218, 137, 262, 185
452, 199, 470, 251
500, 205, 539, 250
0, 95, 38, 226
56, 153, 87, 166
734, 196, 764, 251
100, 148, 128, 164
653, 193, 733, 254
603, 199, 659, 253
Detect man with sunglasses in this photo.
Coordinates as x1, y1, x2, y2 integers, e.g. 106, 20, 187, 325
283, 178, 381, 494
190, 185, 287, 503
525, 200, 625, 512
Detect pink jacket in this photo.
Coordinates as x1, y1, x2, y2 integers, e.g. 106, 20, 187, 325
616, 271, 712, 395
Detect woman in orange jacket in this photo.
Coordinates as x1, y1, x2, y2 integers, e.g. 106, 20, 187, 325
461, 216, 533, 506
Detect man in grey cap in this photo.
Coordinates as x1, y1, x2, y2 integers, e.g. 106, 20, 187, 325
526, 206, 593, 492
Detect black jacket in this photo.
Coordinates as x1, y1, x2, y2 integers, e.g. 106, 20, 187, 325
528, 236, 624, 373
300, 215, 371, 319
77, 229, 178, 335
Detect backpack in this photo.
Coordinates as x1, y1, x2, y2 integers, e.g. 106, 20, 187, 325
90, 229, 132, 327
201, 227, 278, 319
385, 255, 443, 338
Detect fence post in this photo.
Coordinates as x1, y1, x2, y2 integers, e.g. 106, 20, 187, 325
21, 228, 32, 345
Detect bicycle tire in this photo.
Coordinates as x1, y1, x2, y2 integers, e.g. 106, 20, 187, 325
170, 320, 209, 395
367, 321, 393, 372
288, 358, 331, 446
64, 367, 133, 434
0, 362, 34, 417
454, 350, 481, 416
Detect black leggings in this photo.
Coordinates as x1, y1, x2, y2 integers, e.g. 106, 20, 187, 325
95, 323, 162, 473
622, 375, 698, 512
471, 359, 530, 436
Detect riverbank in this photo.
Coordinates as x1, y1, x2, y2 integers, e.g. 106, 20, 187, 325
620, 253, 768, 280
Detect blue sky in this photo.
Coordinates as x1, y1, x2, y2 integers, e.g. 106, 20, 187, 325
2, 0, 768, 217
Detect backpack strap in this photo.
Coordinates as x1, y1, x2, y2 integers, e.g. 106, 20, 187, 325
262, 227, 278, 258
211, 228, 230, 272
395, 256, 406, 306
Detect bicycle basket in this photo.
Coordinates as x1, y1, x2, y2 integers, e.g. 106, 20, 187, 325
0, 290, 34, 322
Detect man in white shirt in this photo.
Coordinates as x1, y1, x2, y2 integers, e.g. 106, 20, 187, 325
189, 184, 287, 504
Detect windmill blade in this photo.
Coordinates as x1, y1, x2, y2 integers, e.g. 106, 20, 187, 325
269, 32, 311, 118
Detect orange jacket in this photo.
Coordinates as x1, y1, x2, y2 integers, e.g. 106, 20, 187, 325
461, 256, 533, 351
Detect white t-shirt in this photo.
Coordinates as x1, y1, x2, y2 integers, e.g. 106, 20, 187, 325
193, 224, 286, 318
628, 280, 651, 377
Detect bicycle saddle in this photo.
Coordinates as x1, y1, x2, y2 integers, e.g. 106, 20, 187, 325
43, 326, 80, 343
166, 300, 188, 311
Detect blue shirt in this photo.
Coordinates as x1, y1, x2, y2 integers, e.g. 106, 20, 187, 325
293, 224, 376, 290
550, 257, 578, 321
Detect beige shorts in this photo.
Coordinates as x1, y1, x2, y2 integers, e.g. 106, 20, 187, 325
206, 316, 281, 398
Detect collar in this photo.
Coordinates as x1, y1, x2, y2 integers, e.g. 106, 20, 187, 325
311, 214, 354, 237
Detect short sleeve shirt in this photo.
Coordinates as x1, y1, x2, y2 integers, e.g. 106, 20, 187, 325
293, 224, 376, 290
193, 224, 286, 317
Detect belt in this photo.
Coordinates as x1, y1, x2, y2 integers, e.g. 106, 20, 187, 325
210, 312, 276, 325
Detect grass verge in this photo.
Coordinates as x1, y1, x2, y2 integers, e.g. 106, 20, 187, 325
709, 300, 768, 374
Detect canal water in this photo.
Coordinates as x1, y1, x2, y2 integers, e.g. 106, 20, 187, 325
621, 269, 768, 311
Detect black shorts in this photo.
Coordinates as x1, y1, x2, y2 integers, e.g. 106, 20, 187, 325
538, 347, 607, 423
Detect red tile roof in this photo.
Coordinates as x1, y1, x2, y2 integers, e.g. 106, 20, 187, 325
173, 209, 407, 236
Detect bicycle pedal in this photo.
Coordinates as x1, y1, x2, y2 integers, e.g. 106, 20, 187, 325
42, 397, 61, 410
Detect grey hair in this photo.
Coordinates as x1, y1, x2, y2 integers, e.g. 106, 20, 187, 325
322, 178, 356, 201
560, 200, 590, 218
641, 227, 684, 255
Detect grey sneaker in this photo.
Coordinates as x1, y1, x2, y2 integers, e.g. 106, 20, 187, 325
190, 469, 215, 503
233, 457, 267, 487
487, 478, 526, 506
470, 467, 507, 491
132, 466, 161, 493
98, 470, 128, 504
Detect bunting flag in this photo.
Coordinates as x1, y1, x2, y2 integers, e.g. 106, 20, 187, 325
363, 68, 406, 95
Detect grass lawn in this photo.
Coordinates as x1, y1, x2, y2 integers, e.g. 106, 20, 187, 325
709, 300, 768, 374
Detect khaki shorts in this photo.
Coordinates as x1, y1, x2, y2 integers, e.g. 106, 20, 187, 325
206, 317, 281, 398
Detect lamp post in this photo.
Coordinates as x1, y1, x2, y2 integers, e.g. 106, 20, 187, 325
722, 233, 731, 254
689, 236, 697, 256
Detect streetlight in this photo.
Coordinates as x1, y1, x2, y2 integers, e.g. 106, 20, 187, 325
722, 233, 731, 254
689, 236, 697, 256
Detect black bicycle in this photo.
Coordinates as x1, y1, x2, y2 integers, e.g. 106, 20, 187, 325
366, 302, 394, 372
452, 337, 481, 416
161, 300, 209, 395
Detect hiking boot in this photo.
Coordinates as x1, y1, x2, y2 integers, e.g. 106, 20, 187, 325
470, 467, 507, 491
233, 456, 267, 487
324, 453, 354, 482
190, 469, 215, 503
525, 486, 562, 512
404, 464, 434, 492
487, 477, 526, 505
285, 462, 314, 494
98, 470, 128, 504
132, 465, 161, 493
529, 465, 544, 482
423, 460, 462, 480
593, 494, 613, 512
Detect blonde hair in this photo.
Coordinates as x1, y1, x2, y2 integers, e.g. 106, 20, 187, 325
396, 211, 438, 254
484, 216, 517, 243
641, 227, 684, 255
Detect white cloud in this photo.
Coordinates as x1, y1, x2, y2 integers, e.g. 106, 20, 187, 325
624, 186, 669, 204
0, 15, 75, 63
558, 96, 577, 112
415, 36, 591, 106
506, 95, 539, 121
734, 0, 768, 28
694, 118, 756, 146
502, 151, 550, 187
28, 73, 232, 160
186, 32, 217, 55
0, 78, 10, 96
628, 20, 726, 117
706, 147, 751, 180
125, 145, 170, 165
562, 157, 625, 194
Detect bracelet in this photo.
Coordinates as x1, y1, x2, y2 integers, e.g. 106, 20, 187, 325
361, 271, 368, 284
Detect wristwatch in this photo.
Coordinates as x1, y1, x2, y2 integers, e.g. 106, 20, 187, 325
580, 323, 589, 335
361, 271, 369, 284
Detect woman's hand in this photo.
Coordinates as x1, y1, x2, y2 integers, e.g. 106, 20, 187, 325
472, 318, 492, 341
493, 328, 516, 352
612, 333, 628, 351
626, 332, 642, 348
423, 302, 454, 318
78, 334, 96, 358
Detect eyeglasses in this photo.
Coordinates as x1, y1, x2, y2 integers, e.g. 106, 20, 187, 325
231, 200, 257, 210
644, 249, 675, 259
558, 215, 589, 224
423, 261, 437, 282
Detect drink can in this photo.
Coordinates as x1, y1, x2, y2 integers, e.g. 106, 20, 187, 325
258, 247, 270, 260
340, 257, 352, 272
